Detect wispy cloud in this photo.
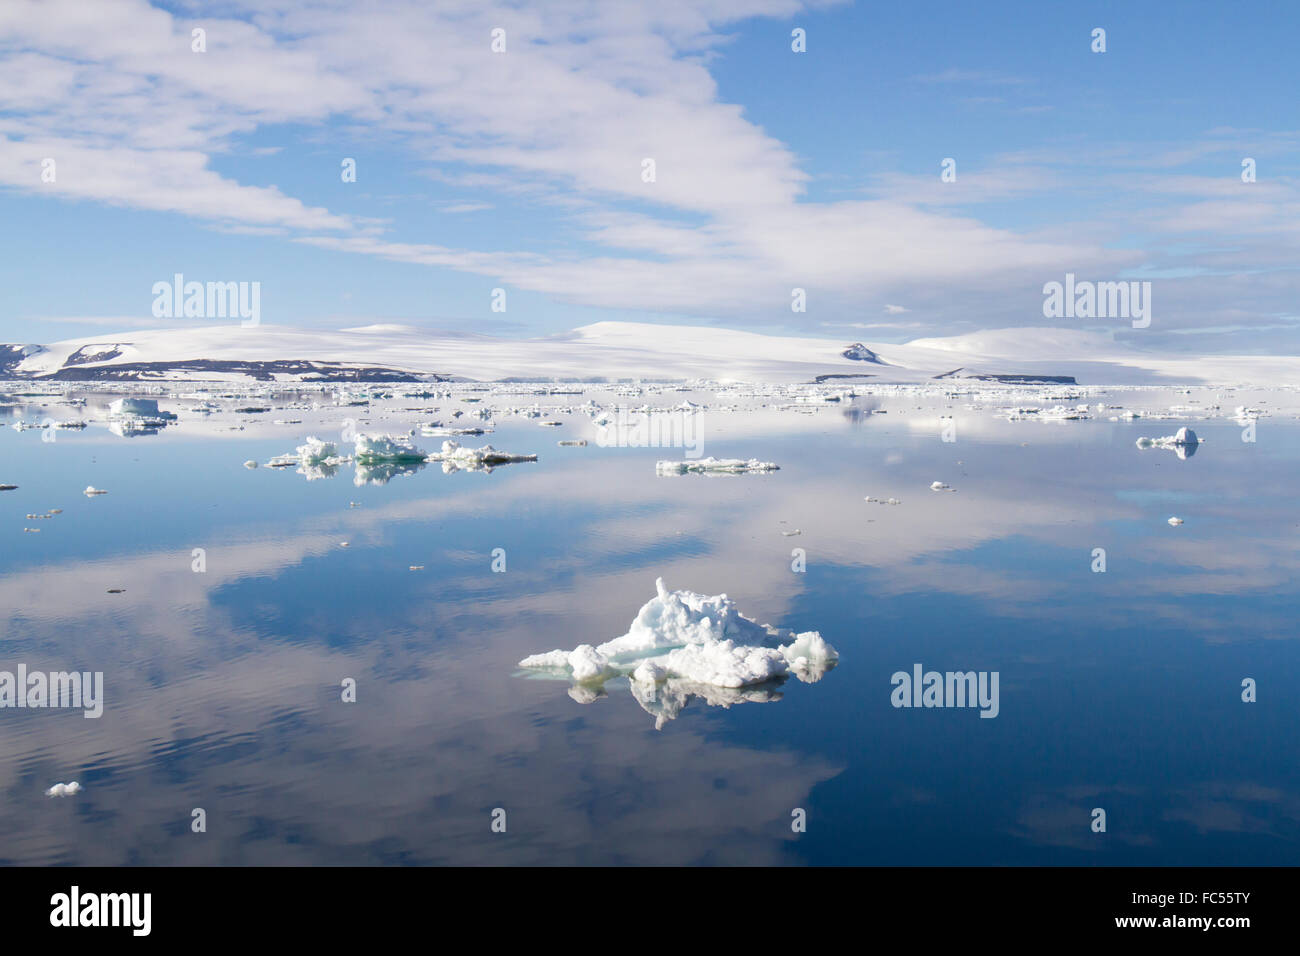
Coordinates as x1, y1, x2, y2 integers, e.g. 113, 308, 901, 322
1, 1, 1297, 347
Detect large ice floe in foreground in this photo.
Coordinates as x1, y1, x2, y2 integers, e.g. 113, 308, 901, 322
518, 578, 837, 727
655, 457, 779, 476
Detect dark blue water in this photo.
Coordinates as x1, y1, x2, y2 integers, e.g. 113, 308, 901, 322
0, 389, 1295, 864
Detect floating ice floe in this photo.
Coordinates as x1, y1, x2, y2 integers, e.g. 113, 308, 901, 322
519, 577, 836, 692
930, 480, 954, 491
243, 460, 258, 469
428, 440, 537, 472
83, 486, 107, 496
263, 435, 353, 479
518, 579, 837, 728
1168, 516, 1184, 526
0, 484, 17, 491
421, 424, 490, 437
109, 397, 175, 419
655, 457, 778, 476
296, 436, 338, 463
46, 781, 81, 797
353, 433, 427, 462
1136, 426, 1201, 459
558, 439, 587, 447
864, 496, 901, 505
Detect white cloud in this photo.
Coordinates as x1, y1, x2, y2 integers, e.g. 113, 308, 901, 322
1, 0, 1294, 343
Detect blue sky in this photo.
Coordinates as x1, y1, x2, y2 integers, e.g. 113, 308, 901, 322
1, 0, 1298, 352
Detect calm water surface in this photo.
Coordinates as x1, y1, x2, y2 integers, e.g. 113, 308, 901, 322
1, 386, 1296, 864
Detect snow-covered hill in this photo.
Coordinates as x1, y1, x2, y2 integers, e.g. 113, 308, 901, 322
2, 321, 1296, 385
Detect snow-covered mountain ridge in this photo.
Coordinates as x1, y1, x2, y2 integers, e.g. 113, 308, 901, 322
2, 321, 1296, 385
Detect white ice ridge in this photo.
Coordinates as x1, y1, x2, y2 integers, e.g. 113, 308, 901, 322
518, 578, 837, 689
655, 457, 779, 476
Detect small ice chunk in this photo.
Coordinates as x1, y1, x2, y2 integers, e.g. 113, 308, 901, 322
656, 457, 778, 476
83, 486, 107, 496
46, 781, 82, 797
779, 631, 840, 682
568, 645, 612, 681
243, 460, 258, 469
520, 645, 613, 683
631, 660, 667, 684
295, 436, 337, 463
780, 630, 839, 666
930, 481, 952, 491
1168, 516, 1184, 526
